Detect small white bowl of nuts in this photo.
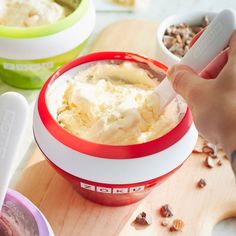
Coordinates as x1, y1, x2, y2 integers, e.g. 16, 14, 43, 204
156, 11, 217, 67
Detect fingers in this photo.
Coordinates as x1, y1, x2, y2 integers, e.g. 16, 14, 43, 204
218, 31, 236, 81
200, 48, 229, 79
167, 64, 204, 102
228, 31, 236, 61
190, 30, 236, 80
225, 31, 236, 72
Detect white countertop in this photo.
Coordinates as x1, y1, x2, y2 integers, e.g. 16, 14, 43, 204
1, 0, 236, 235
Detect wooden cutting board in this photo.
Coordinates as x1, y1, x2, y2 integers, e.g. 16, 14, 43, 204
15, 20, 236, 236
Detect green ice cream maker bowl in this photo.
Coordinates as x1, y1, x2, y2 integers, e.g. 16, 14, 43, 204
0, 0, 95, 89
0, 41, 87, 89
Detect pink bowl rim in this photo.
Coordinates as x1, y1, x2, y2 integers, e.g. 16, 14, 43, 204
37, 51, 192, 159
5, 188, 51, 236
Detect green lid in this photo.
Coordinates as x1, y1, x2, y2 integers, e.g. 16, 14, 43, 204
0, 0, 89, 39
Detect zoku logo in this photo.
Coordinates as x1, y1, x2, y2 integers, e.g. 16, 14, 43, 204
80, 182, 145, 194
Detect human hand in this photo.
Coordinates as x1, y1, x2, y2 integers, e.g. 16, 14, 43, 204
167, 31, 236, 158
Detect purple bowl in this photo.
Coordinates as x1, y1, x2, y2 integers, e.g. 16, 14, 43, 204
1, 189, 54, 236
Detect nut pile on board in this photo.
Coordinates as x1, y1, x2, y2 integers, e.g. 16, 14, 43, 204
133, 138, 228, 232
159, 204, 185, 232
193, 140, 226, 169
163, 16, 210, 57
133, 204, 185, 232
193, 137, 228, 189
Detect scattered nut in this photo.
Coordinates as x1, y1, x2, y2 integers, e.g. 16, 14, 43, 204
193, 145, 203, 153
170, 219, 185, 232
217, 159, 223, 166
197, 178, 207, 188
206, 142, 216, 149
202, 145, 215, 155
134, 212, 152, 225
161, 219, 170, 227
160, 204, 173, 218
205, 156, 214, 168
223, 155, 228, 160
209, 153, 217, 159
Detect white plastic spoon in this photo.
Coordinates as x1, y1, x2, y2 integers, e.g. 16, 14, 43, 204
155, 9, 236, 110
0, 92, 28, 210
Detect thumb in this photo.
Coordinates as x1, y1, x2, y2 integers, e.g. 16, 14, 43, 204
167, 64, 203, 101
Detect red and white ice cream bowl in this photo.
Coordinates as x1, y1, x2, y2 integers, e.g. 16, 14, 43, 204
33, 51, 198, 206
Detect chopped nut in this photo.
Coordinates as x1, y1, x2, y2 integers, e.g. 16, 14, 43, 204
160, 204, 173, 218
163, 16, 211, 58
161, 219, 170, 227
202, 145, 215, 155
191, 26, 203, 34
207, 142, 217, 152
134, 212, 152, 225
209, 153, 217, 159
163, 36, 176, 49
205, 156, 214, 168
176, 34, 183, 44
197, 178, 207, 188
217, 159, 223, 166
223, 155, 228, 160
201, 16, 210, 27
193, 145, 203, 153
170, 219, 185, 232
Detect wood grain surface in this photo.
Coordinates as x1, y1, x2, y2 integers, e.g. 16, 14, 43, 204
15, 19, 236, 236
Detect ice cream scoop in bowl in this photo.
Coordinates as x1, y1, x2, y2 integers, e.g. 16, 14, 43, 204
33, 51, 198, 206
0, 92, 54, 235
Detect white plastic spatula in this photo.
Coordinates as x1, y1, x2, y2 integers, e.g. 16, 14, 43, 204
0, 92, 28, 210
155, 9, 236, 111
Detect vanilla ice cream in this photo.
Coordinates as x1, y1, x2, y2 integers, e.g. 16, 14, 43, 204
0, 0, 70, 27
57, 62, 182, 145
